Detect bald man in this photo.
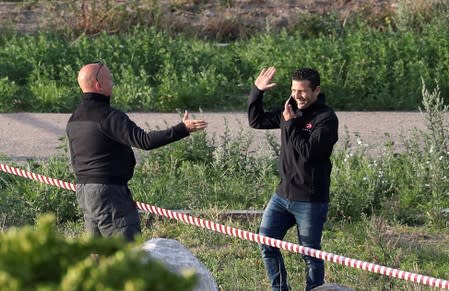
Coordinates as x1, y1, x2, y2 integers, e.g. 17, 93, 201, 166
66, 62, 207, 241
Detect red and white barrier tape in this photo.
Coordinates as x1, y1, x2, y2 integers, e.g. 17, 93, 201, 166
1, 162, 448, 289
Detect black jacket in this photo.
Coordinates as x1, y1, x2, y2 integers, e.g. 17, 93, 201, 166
66, 93, 189, 185
248, 86, 338, 202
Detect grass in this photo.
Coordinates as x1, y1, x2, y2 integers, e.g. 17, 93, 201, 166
1, 157, 448, 290
142, 214, 448, 290
55, 212, 449, 291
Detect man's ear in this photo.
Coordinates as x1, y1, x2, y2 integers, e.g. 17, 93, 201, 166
314, 85, 321, 95
94, 81, 102, 92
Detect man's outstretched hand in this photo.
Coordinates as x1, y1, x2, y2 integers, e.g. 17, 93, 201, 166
255, 67, 277, 91
182, 111, 208, 133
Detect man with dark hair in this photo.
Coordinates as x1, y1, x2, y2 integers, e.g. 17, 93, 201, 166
66, 62, 207, 242
248, 67, 338, 290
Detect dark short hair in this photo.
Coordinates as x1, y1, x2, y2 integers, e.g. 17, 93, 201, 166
292, 68, 320, 90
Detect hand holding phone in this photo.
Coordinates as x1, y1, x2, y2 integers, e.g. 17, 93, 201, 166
283, 96, 294, 121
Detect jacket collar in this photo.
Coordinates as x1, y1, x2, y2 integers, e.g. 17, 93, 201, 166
82, 93, 110, 104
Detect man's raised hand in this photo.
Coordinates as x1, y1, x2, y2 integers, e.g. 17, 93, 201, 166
255, 67, 277, 91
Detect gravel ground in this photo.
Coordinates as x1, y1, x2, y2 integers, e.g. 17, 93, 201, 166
0, 111, 433, 163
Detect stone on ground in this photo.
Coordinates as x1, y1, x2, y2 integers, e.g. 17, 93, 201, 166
142, 238, 218, 291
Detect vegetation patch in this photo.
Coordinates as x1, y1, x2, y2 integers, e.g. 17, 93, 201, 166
0, 1, 448, 112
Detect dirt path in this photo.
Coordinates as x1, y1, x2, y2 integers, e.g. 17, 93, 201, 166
0, 111, 431, 162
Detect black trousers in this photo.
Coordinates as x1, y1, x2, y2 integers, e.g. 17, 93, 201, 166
76, 184, 141, 242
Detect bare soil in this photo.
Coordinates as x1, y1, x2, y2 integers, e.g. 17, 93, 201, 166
0, 0, 397, 38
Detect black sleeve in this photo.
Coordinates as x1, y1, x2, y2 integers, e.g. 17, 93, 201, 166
100, 110, 190, 150
248, 85, 282, 129
285, 112, 339, 162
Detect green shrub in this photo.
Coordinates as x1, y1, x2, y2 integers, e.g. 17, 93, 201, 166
130, 122, 277, 210
0, 77, 20, 112
0, 214, 196, 291
1, 17, 449, 112
0, 156, 79, 226
329, 81, 449, 225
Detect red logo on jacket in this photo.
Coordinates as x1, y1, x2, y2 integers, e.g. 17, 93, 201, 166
305, 122, 313, 129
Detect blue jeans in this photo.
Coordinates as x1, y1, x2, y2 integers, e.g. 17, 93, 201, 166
259, 193, 328, 291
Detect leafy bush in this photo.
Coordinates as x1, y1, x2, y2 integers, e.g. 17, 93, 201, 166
1, 13, 449, 113
0, 157, 79, 226
130, 121, 277, 210
0, 77, 20, 112
0, 214, 196, 291
329, 81, 449, 225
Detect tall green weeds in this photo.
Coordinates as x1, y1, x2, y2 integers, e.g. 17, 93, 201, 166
330, 81, 449, 226
1, 8, 449, 112
130, 120, 278, 211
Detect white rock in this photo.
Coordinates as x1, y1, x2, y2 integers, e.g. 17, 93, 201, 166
142, 238, 218, 291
